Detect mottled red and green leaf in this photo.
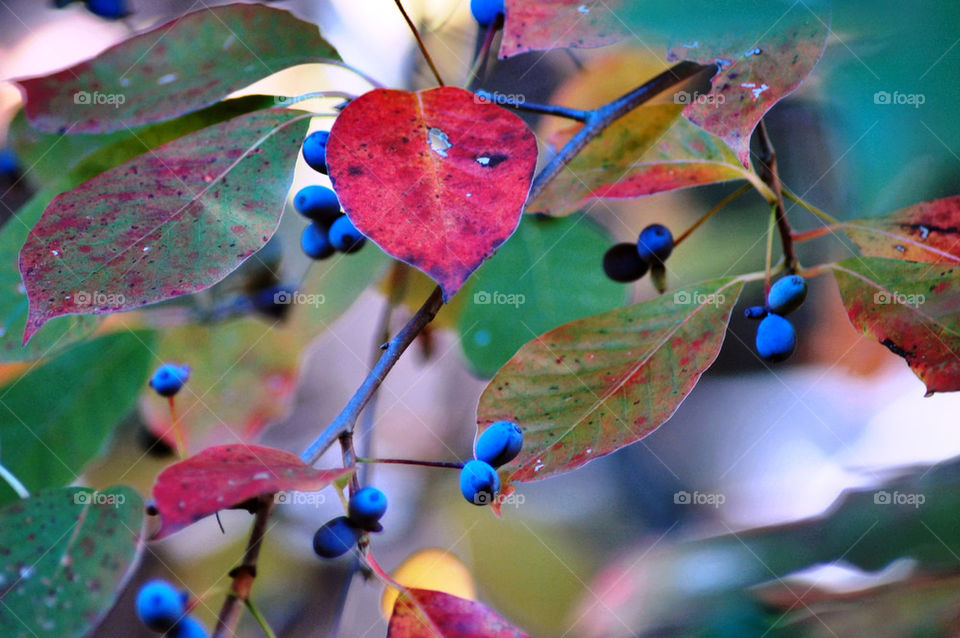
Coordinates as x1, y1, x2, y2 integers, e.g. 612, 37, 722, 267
843, 195, 960, 263
388, 589, 529, 638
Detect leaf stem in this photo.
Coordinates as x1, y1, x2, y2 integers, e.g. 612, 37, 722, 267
301, 286, 445, 465
764, 203, 777, 294
167, 396, 186, 458
0, 462, 29, 499
244, 598, 278, 638
791, 225, 841, 242
755, 120, 798, 274
466, 22, 498, 90
319, 59, 386, 89
782, 187, 840, 225
674, 183, 752, 246
356, 457, 465, 470
212, 497, 275, 638
393, 0, 445, 86
474, 91, 589, 122
527, 61, 713, 205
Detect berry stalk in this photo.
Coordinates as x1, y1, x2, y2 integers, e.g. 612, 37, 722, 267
756, 120, 798, 274
393, 0, 445, 86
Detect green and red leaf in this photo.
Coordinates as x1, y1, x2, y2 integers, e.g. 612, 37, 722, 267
831, 256, 960, 395
528, 104, 749, 216
667, 3, 829, 167
0, 486, 144, 638
843, 195, 960, 263
499, 0, 628, 59
326, 87, 538, 301
388, 588, 529, 638
150, 444, 352, 539
19, 108, 308, 343
14, 3, 337, 133
477, 278, 743, 482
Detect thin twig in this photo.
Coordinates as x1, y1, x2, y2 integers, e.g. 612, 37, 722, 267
393, 0, 445, 86
356, 457, 465, 470
243, 598, 278, 638
782, 186, 840, 224
755, 120, 798, 274
791, 225, 841, 242
212, 498, 275, 638
764, 203, 777, 294
674, 183, 752, 246
527, 61, 712, 205
466, 22, 498, 89
301, 286, 445, 466
474, 90, 589, 121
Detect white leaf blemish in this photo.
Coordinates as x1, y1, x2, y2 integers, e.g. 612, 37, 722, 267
428, 127, 452, 158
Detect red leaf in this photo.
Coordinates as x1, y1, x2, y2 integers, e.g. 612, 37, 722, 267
326, 87, 538, 301
388, 589, 529, 638
499, 0, 628, 59
151, 444, 351, 539
667, 4, 829, 167
14, 4, 338, 133
843, 195, 960, 263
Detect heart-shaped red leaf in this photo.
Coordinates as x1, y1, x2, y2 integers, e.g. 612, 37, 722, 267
151, 444, 351, 539
843, 195, 960, 263
667, 3, 829, 167
500, 0, 628, 59
326, 87, 538, 301
388, 589, 529, 638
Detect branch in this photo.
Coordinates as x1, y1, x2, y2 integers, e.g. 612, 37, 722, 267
212, 498, 275, 638
301, 285, 445, 466
756, 120, 798, 274
475, 90, 589, 122
527, 61, 714, 204
393, 0, 445, 86
357, 457, 464, 470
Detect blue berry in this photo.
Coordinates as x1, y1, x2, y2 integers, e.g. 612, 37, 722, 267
300, 223, 335, 260
0, 147, 19, 177
603, 243, 649, 283
293, 185, 340, 225
170, 616, 208, 638
744, 305, 767, 320
475, 421, 523, 468
85, 0, 130, 19
250, 284, 296, 320
135, 580, 187, 632
149, 363, 190, 397
637, 224, 674, 263
459, 459, 500, 506
329, 215, 366, 253
302, 131, 330, 174
471, 0, 505, 26
313, 516, 362, 558
348, 487, 388, 530
755, 314, 796, 362
766, 275, 807, 315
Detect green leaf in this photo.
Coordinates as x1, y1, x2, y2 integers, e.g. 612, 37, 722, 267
20, 109, 310, 343
15, 4, 337, 133
0, 486, 144, 638
458, 215, 627, 377
528, 104, 749, 217
831, 256, 960, 395
0, 331, 155, 506
477, 278, 743, 482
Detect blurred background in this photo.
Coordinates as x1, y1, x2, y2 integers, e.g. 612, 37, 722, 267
3, 1, 960, 636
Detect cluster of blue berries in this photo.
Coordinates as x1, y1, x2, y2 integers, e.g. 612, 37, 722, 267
470, 0, 505, 26
603, 224, 674, 290
296, 131, 366, 259
149, 363, 190, 397
460, 421, 523, 506
313, 486, 388, 558
135, 580, 207, 638
53, 0, 130, 19
745, 274, 807, 362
